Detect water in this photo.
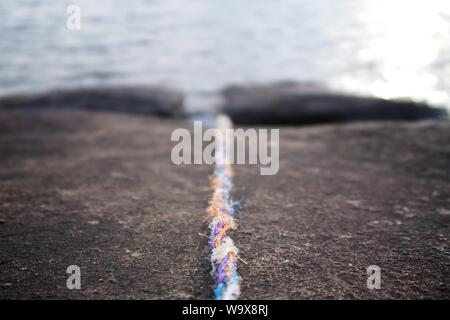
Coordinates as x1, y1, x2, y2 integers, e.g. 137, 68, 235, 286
1, 0, 449, 112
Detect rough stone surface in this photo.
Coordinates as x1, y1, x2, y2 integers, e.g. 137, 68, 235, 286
0, 109, 449, 299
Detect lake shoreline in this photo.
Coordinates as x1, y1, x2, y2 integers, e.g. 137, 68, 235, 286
0, 83, 448, 126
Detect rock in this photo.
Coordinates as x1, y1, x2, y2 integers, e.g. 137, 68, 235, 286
437, 208, 450, 216
0, 86, 184, 118
221, 81, 447, 125
0, 110, 449, 299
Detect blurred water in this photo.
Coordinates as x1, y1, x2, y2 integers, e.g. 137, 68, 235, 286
1, 0, 449, 112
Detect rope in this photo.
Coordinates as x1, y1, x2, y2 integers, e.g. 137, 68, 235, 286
206, 115, 241, 300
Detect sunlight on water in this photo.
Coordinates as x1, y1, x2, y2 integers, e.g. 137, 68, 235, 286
0, 0, 449, 110
335, 0, 450, 107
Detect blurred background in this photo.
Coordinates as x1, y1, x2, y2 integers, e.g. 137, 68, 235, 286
1, 0, 449, 113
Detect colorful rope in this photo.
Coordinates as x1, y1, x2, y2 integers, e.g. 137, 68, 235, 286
207, 115, 241, 300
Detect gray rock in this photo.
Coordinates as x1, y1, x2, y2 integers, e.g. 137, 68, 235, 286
221, 81, 447, 124
0, 86, 184, 118
0, 110, 449, 299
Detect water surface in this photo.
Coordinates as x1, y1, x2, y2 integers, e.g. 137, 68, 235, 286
1, 0, 449, 111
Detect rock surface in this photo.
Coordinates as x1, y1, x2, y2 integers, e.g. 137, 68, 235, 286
222, 82, 448, 125
0, 87, 184, 118
0, 109, 449, 299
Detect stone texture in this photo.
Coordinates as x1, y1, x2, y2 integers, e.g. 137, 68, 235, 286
0, 109, 449, 299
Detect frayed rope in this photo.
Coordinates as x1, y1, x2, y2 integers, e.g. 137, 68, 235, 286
206, 115, 241, 300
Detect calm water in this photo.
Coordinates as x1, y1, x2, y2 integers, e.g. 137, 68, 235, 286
1, 0, 449, 112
